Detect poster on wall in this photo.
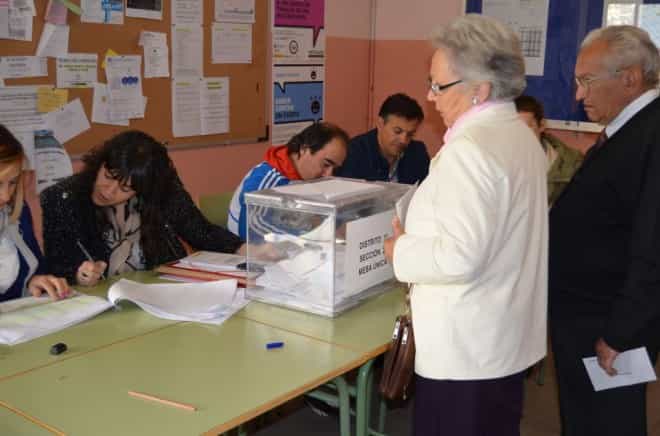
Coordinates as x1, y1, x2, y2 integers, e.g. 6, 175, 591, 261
482, 0, 549, 76
271, 0, 325, 145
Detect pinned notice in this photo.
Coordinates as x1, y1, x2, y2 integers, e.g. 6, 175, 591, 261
37, 87, 68, 113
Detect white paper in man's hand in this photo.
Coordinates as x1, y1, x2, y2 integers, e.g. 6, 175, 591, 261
583, 347, 657, 391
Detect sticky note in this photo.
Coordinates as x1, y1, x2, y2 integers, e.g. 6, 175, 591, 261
102, 49, 119, 69
37, 87, 68, 113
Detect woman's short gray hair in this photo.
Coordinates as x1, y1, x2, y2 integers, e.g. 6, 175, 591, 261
430, 14, 526, 101
582, 25, 660, 88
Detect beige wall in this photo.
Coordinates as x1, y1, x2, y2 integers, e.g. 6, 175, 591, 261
27, 0, 594, 242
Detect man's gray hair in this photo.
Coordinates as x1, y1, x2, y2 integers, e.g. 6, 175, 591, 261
582, 25, 660, 87
430, 14, 526, 101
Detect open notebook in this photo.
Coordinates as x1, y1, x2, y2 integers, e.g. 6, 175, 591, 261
0, 293, 113, 346
107, 278, 248, 324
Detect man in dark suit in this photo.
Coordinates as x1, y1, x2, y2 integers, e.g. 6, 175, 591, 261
335, 93, 429, 185
550, 25, 660, 436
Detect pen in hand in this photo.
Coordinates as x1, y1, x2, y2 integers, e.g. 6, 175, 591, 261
76, 240, 107, 285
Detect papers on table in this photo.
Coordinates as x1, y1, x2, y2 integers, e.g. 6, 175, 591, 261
107, 278, 247, 324
0, 294, 113, 346
273, 179, 385, 200
179, 250, 245, 272
583, 347, 658, 391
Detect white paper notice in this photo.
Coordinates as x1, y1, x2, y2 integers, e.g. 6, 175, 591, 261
45, 98, 90, 144
35, 23, 69, 58
215, 0, 255, 23
0, 56, 47, 78
8, 7, 32, 41
144, 44, 169, 78
201, 77, 229, 135
33, 129, 72, 194
172, 0, 202, 24
0, 6, 9, 39
482, 0, 549, 76
172, 78, 201, 137
81, 0, 124, 24
344, 210, 395, 297
0, 85, 44, 166
92, 82, 128, 126
138, 30, 166, 47
583, 347, 657, 392
212, 22, 252, 64
56, 53, 97, 88
105, 55, 143, 120
171, 24, 203, 77
127, 0, 163, 20
396, 185, 417, 229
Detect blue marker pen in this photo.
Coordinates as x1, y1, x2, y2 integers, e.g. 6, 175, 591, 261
266, 341, 284, 350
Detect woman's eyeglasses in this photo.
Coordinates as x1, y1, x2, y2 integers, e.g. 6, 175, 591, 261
428, 79, 463, 95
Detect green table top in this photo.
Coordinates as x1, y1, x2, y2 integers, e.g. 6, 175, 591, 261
238, 284, 406, 359
0, 404, 54, 435
0, 316, 360, 436
0, 272, 178, 382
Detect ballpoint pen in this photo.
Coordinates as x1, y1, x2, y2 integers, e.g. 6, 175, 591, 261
76, 240, 106, 280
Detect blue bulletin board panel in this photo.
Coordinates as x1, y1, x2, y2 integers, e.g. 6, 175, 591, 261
466, 0, 604, 126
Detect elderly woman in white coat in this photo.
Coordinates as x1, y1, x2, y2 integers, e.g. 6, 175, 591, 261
384, 14, 548, 436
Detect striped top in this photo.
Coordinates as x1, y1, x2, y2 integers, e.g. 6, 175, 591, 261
227, 161, 291, 239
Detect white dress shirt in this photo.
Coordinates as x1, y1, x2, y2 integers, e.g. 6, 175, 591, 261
393, 102, 548, 380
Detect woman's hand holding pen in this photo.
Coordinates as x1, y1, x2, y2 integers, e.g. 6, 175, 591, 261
28, 275, 71, 300
76, 260, 108, 286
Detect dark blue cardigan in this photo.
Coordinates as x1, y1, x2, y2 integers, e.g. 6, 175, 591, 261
0, 203, 46, 302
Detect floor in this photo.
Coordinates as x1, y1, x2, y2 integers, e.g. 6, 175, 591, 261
250, 354, 660, 436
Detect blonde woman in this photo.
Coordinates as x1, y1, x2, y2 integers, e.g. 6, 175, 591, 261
0, 124, 69, 301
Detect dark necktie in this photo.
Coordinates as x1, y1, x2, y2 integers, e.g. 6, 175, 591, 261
584, 129, 608, 161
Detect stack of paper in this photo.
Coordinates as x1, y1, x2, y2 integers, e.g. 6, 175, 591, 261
107, 278, 247, 325
0, 294, 113, 346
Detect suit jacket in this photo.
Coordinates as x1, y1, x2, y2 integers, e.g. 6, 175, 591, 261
549, 96, 660, 352
393, 102, 548, 380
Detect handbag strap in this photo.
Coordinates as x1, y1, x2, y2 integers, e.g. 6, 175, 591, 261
404, 283, 412, 317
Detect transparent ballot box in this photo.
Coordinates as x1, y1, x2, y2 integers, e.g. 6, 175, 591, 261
244, 178, 411, 317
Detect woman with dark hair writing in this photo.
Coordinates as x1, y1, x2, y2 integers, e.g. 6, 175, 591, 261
41, 130, 245, 286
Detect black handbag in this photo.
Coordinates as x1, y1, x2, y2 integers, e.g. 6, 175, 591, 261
379, 286, 415, 401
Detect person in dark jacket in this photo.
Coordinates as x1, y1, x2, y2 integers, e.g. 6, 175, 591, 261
550, 25, 660, 436
336, 93, 429, 184
0, 124, 69, 301
41, 130, 244, 286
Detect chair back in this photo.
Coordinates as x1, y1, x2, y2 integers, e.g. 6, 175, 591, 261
199, 192, 234, 226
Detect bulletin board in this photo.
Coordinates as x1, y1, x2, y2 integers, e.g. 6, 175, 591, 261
467, 0, 660, 126
1, 0, 268, 156
465, 0, 602, 124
